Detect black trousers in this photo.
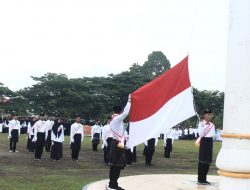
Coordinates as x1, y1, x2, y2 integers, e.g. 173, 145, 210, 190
9, 140, 17, 151
92, 133, 100, 151
104, 138, 112, 164
198, 162, 210, 182
27, 135, 35, 152
10, 129, 19, 151
45, 130, 52, 152
164, 138, 172, 158
109, 166, 122, 188
92, 143, 98, 151
35, 132, 45, 159
71, 134, 81, 160
145, 153, 153, 164
132, 147, 137, 162
126, 149, 133, 165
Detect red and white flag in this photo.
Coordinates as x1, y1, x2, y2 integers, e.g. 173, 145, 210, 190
127, 56, 196, 149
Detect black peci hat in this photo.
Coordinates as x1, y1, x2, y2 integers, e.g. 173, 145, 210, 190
204, 108, 212, 114
75, 114, 81, 118
40, 112, 45, 116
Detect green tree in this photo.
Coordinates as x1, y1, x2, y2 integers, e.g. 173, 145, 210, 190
142, 51, 171, 78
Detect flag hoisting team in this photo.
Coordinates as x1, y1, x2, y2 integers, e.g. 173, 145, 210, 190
5, 100, 217, 189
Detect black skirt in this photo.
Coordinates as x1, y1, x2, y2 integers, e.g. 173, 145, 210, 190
109, 139, 127, 168
51, 142, 63, 160
199, 137, 213, 164
11, 129, 19, 143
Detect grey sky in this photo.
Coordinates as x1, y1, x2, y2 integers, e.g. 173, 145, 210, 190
0, 0, 229, 92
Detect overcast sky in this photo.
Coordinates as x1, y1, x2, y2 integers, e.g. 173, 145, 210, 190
0, 0, 229, 92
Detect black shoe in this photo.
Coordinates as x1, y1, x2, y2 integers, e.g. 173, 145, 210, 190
204, 181, 211, 185
106, 184, 117, 190
117, 186, 125, 190
197, 180, 207, 185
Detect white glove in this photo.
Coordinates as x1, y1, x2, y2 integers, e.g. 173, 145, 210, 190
128, 94, 131, 102
32, 137, 37, 142
101, 144, 105, 149
52, 141, 54, 146
8, 135, 11, 139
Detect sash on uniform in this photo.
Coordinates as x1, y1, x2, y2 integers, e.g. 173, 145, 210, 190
110, 114, 126, 149
195, 122, 212, 147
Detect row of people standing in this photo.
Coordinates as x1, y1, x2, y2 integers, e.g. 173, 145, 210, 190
28, 113, 65, 161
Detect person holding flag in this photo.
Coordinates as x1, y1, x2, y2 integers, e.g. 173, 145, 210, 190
107, 95, 131, 190
197, 108, 215, 185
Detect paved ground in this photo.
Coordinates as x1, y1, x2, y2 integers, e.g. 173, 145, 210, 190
83, 174, 220, 190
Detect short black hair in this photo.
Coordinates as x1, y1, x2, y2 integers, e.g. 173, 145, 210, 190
113, 105, 122, 114
40, 112, 45, 116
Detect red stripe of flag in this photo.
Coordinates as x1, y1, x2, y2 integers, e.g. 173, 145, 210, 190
130, 56, 191, 122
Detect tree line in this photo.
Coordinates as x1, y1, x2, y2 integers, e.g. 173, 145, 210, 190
0, 51, 224, 128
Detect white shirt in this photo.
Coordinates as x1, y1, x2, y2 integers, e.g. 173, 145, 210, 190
91, 124, 101, 138
110, 101, 131, 141
198, 120, 215, 138
164, 129, 174, 143
27, 122, 35, 136
8, 119, 21, 137
51, 125, 64, 143
184, 128, 188, 135
102, 124, 113, 143
70, 122, 84, 143
0, 123, 2, 133
32, 120, 48, 142
45, 120, 54, 131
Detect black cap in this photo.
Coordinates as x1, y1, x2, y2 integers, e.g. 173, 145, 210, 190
204, 108, 212, 114
75, 114, 81, 118
11, 112, 17, 117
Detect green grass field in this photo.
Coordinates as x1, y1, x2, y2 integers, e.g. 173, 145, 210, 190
0, 134, 221, 190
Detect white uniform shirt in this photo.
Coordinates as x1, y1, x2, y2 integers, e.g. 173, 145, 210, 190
8, 119, 21, 137
51, 125, 64, 143
33, 120, 48, 141
70, 122, 84, 143
45, 120, 54, 131
27, 122, 35, 136
91, 124, 101, 139
164, 129, 175, 143
198, 120, 215, 138
110, 101, 131, 141
0, 123, 2, 133
102, 124, 113, 144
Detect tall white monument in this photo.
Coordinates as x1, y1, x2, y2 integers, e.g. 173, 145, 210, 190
216, 0, 250, 189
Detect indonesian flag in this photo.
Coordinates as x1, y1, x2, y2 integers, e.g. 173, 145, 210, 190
127, 56, 196, 149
